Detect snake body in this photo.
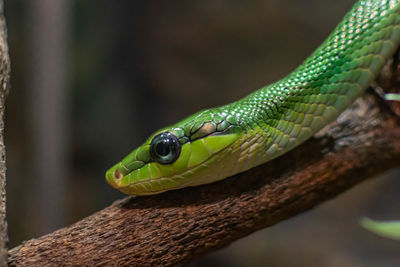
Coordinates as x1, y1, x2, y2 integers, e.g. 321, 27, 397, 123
107, 0, 400, 195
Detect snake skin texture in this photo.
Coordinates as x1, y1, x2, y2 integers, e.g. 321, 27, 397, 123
107, 0, 400, 195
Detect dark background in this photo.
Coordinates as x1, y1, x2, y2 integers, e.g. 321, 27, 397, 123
5, 0, 400, 266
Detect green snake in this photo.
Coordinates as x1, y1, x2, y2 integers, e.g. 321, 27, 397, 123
106, 0, 400, 196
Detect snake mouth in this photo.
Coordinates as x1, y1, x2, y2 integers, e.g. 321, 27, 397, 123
107, 148, 222, 195
125, 150, 224, 193
118, 148, 232, 196
105, 169, 118, 189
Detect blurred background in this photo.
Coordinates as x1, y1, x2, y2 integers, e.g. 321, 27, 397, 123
5, 0, 400, 266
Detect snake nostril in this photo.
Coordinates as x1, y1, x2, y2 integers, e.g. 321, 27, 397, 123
114, 169, 123, 180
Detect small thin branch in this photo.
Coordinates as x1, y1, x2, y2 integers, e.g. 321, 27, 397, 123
0, 0, 10, 265
8, 62, 400, 266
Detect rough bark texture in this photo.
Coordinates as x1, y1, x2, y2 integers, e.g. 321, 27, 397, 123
8, 59, 400, 266
0, 0, 9, 266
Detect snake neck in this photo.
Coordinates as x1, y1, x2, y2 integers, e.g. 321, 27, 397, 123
207, 0, 400, 172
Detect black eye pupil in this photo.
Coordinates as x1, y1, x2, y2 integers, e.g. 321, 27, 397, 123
150, 132, 181, 164
155, 140, 171, 156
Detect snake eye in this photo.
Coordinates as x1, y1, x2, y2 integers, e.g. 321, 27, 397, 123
150, 132, 181, 164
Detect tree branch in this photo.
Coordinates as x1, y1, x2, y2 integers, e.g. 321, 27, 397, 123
8, 58, 400, 266
0, 0, 10, 265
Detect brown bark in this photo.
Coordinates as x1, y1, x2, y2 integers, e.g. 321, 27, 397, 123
0, 0, 9, 266
8, 60, 400, 266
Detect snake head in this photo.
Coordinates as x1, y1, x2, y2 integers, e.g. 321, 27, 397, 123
106, 109, 242, 195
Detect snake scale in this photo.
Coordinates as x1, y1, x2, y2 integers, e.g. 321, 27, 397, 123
106, 0, 400, 195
